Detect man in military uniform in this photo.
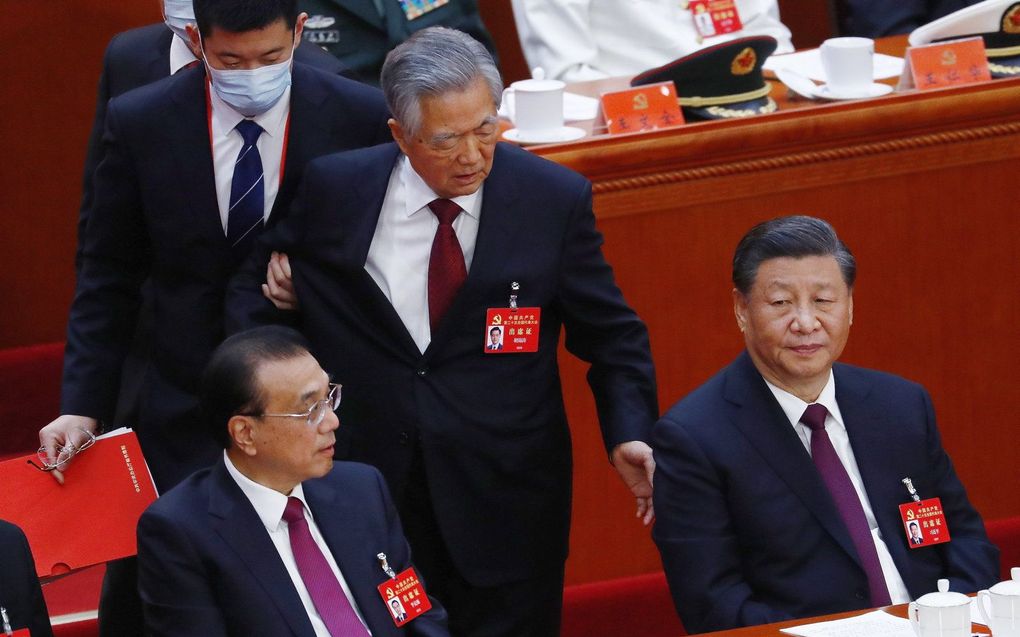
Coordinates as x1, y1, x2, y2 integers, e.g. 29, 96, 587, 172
298, 0, 497, 85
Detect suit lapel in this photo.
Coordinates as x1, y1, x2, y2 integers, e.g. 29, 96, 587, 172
725, 353, 863, 566
270, 65, 333, 224
209, 463, 314, 637
150, 28, 174, 81
305, 481, 397, 636
426, 144, 527, 354
168, 67, 227, 247
836, 366, 916, 581
340, 147, 425, 360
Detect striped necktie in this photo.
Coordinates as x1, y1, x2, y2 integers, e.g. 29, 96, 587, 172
226, 119, 265, 257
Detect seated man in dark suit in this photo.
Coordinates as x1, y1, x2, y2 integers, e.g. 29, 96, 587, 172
652, 215, 1000, 633
0, 520, 52, 637
138, 326, 449, 636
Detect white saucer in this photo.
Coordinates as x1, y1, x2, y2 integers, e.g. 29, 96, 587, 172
813, 82, 894, 101
502, 126, 586, 145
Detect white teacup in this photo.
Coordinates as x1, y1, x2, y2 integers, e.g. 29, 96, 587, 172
820, 37, 874, 92
501, 78, 565, 135
978, 567, 1020, 637
909, 579, 971, 637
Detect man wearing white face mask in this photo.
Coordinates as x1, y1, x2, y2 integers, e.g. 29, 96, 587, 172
78, 0, 355, 446
46, 1, 391, 634
79, 0, 350, 270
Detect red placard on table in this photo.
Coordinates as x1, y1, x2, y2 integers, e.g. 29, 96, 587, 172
600, 82, 685, 135
0, 428, 157, 577
900, 37, 990, 91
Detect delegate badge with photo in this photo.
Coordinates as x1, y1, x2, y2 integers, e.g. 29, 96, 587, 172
398, 0, 449, 20
485, 308, 540, 354
377, 567, 432, 627
899, 497, 951, 548
688, 0, 744, 38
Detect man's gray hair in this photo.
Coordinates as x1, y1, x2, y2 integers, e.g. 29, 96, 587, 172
380, 26, 503, 137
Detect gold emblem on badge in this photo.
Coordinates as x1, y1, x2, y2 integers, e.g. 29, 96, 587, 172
731, 47, 756, 75
1004, 5, 1020, 34
941, 50, 958, 66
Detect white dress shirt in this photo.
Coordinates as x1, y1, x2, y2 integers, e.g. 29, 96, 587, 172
223, 453, 372, 636
168, 33, 198, 75
764, 372, 912, 604
511, 0, 794, 82
365, 155, 484, 353
209, 82, 289, 233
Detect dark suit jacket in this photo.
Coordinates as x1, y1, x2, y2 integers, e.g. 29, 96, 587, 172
227, 142, 658, 586
62, 63, 390, 491
137, 460, 448, 636
297, 0, 497, 85
78, 23, 350, 268
0, 521, 52, 637
652, 351, 1000, 634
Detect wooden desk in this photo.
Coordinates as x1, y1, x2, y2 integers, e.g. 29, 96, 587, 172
553, 39, 1020, 585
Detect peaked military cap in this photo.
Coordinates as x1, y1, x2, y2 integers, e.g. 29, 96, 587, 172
630, 36, 779, 121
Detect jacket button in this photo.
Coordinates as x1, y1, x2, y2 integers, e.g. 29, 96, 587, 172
416, 368, 427, 377
398, 431, 410, 445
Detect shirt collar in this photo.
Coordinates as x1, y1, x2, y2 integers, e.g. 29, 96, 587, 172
209, 83, 292, 143
223, 451, 310, 532
763, 369, 845, 432
399, 155, 483, 220
169, 32, 198, 75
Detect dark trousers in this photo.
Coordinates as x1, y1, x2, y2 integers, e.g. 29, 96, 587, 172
98, 556, 144, 636
399, 449, 564, 637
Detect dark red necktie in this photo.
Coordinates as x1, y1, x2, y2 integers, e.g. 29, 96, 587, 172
801, 404, 892, 607
282, 497, 368, 636
427, 198, 467, 331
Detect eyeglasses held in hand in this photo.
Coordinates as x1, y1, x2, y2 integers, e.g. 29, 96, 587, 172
28, 427, 97, 472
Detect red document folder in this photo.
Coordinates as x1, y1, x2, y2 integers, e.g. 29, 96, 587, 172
0, 428, 157, 577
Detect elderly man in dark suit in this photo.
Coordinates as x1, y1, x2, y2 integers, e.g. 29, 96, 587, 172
652, 215, 999, 634
138, 326, 449, 636
229, 26, 658, 637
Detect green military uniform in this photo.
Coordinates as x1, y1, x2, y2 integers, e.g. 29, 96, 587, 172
298, 0, 498, 86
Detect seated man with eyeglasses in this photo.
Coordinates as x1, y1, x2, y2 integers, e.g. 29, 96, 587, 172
136, 326, 449, 636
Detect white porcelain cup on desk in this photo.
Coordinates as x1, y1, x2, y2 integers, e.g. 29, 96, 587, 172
501, 78, 565, 136
978, 567, 1020, 637
908, 579, 971, 637
819, 36, 875, 92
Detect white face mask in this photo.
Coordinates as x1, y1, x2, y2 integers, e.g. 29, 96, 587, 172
205, 54, 294, 117
163, 0, 195, 41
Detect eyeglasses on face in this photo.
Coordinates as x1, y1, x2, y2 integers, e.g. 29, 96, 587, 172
242, 383, 342, 428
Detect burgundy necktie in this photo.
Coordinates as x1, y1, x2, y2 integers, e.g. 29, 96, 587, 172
427, 198, 467, 331
801, 404, 892, 607
282, 497, 369, 636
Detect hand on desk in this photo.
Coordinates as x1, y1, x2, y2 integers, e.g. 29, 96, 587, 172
611, 440, 655, 526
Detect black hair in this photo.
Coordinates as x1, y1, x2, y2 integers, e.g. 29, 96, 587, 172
193, 0, 298, 37
732, 215, 856, 295
199, 326, 310, 448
